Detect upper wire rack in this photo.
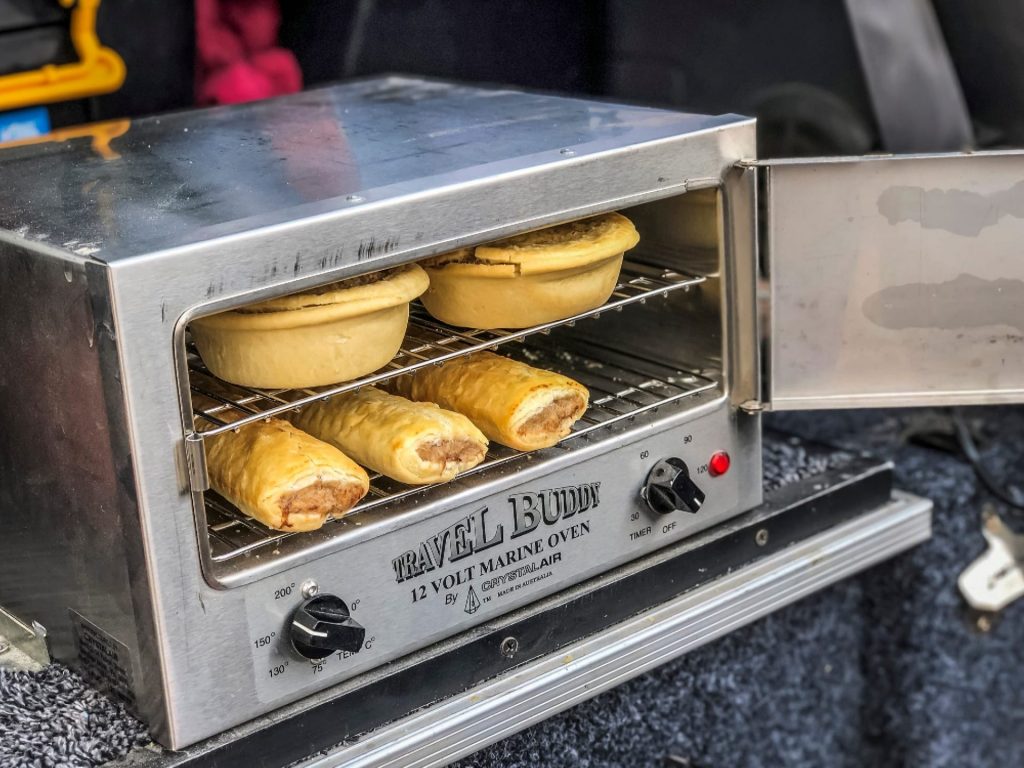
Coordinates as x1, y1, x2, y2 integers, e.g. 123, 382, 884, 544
188, 261, 705, 437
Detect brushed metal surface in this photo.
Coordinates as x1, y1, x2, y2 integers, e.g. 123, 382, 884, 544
19, 78, 753, 748
761, 153, 1024, 409
0, 76, 747, 264
0, 243, 167, 731
298, 492, 932, 768
722, 164, 760, 409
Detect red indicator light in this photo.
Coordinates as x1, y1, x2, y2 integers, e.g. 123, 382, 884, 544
708, 451, 731, 477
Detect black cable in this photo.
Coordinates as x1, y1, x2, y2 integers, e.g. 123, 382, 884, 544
952, 407, 1024, 510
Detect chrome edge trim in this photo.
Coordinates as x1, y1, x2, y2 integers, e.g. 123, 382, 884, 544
302, 491, 932, 768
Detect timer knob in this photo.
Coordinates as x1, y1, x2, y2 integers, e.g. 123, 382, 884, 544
289, 594, 365, 660
641, 457, 706, 515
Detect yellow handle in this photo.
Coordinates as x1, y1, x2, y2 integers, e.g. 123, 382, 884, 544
0, 0, 126, 111
0, 118, 130, 159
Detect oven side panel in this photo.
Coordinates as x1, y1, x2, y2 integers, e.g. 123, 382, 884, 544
0, 244, 165, 727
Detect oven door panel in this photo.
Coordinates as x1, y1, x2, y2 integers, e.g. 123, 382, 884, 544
758, 152, 1024, 410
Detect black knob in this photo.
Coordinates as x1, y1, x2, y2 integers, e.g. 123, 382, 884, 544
290, 595, 365, 660
641, 458, 706, 515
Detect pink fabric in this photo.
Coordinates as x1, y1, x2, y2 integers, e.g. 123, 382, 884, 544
195, 0, 302, 105
221, 0, 281, 51
250, 48, 304, 95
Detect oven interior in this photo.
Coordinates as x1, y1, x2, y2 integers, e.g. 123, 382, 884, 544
180, 189, 725, 585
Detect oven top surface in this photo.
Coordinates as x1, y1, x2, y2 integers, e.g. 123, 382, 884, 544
0, 77, 746, 263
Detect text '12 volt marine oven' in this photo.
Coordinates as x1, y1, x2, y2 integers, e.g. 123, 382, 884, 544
0, 77, 1021, 750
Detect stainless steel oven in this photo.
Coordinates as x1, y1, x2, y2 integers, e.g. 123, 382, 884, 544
0, 77, 1021, 750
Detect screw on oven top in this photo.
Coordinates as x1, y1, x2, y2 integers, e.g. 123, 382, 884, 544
640, 458, 706, 515
289, 595, 366, 661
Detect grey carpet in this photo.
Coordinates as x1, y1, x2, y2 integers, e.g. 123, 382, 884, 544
760, 432, 854, 493
0, 664, 148, 768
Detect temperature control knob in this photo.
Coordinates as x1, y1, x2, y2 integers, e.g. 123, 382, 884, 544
641, 457, 706, 515
289, 595, 365, 660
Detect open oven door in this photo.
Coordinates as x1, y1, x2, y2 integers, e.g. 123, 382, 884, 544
755, 152, 1024, 410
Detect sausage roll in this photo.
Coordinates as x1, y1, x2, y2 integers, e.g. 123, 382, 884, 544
290, 387, 489, 485
391, 352, 589, 451
205, 418, 370, 531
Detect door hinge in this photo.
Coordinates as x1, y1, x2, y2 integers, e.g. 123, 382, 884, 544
184, 432, 210, 492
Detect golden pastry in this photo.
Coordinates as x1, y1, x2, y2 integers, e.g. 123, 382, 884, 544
191, 264, 429, 388
205, 418, 369, 531
290, 387, 489, 484
419, 212, 640, 329
391, 352, 589, 451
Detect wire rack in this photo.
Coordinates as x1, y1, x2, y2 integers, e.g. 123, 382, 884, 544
188, 262, 705, 437
203, 346, 716, 564
185, 259, 715, 564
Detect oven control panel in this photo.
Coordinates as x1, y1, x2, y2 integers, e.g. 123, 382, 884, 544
243, 403, 759, 704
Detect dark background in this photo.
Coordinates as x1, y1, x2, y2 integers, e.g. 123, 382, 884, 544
2, 0, 1024, 156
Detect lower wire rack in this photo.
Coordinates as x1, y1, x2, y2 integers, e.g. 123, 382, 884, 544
203, 345, 716, 564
